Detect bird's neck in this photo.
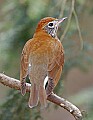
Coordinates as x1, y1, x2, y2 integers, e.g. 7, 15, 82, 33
33, 30, 58, 40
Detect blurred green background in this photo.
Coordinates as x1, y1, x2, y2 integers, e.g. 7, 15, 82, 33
0, 0, 93, 120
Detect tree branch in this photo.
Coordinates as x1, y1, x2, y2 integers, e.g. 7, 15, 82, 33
58, 0, 67, 19
0, 73, 83, 120
60, 0, 75, 41
73, 9, 83, 50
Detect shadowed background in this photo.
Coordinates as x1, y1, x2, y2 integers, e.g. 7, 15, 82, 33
0, 0, 93, 120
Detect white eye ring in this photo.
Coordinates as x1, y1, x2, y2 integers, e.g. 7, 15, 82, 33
48, 22, 54, 28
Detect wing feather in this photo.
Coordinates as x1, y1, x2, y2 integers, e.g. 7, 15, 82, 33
20, 41, 30, 95
47, 41, 64, 95
20, 46, 29, 80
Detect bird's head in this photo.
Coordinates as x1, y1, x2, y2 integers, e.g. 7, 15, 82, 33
35, 17, 67, 38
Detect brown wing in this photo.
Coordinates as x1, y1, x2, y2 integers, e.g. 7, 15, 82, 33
48, 41, 64, 71
48, 41, 64, 78
20, 41, 30, 96
46, 42, 64, 96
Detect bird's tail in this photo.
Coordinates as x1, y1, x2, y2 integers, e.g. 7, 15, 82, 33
28, 83, 47, 108
39, 85, 47, 109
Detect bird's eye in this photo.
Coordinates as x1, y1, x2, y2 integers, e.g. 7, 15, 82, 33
48, 22, 54, 28
49, 23, 53, 26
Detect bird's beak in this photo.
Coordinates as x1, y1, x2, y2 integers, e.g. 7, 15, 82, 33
56, 17, 67, 26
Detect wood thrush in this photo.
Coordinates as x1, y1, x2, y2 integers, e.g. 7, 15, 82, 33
20, 17, 67, 108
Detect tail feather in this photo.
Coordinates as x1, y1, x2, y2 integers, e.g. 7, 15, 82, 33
28, 83, 39, 108
28, 84, 47, 108
39, 85, 47, 109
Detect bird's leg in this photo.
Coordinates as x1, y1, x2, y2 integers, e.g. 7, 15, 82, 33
21, 77, 26, 96
46, 77, 55, 96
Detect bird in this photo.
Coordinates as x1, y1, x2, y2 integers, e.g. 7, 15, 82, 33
20, 17, 67, 108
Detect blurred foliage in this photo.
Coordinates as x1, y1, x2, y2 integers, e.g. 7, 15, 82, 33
0, 0, 93, 120
70, 87, 93, 120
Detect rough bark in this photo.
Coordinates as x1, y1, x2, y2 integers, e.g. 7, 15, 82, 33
0, 73, 83, 120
